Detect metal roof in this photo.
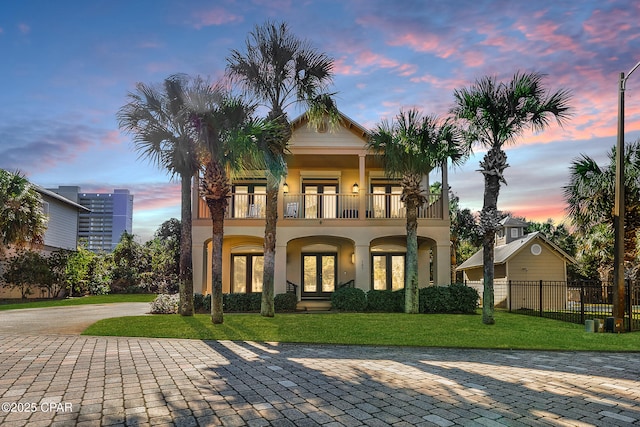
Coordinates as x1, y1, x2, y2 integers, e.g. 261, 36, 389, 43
456, 231, 575, 271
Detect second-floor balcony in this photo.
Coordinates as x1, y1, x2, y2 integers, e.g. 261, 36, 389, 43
197, 192, 444, 221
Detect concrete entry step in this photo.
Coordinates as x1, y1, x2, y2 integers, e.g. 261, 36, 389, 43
296, 300, 332, 311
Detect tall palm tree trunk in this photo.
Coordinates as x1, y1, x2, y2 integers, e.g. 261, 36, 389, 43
405, 195, 420, 314
202, 160, 230, 325
207, 198, 225, 324
261, 175, 278, 317
479, 147, 506, 325
178, 174, 194, 316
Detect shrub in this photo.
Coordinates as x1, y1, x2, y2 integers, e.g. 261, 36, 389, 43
418, 284, 480, 314
224, 293, 262, 312
193, 293, 211, 313
366, 290, 398, 312
149, 294, 179, 314
332, 287, 367, 311
448, 283, 479, 313
274, 293, 298, 312
392, 289, 407, 312
420, 286, 452, 313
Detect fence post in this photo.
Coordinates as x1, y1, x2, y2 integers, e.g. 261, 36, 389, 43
508, 280, 512, 312
626, 278, 632, 332
579, 281, 585, 325
539, 280, 543, 317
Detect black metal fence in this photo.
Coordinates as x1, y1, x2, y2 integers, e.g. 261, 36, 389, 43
466, 280, 640, 332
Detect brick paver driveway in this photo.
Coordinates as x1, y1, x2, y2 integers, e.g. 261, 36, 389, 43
0, 332, 639, 426
0, 303, 150, 335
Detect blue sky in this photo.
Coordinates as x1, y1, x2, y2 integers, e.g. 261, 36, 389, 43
2, 0, 640, 241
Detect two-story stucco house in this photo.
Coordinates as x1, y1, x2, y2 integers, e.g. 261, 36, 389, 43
191, 111, 452, 309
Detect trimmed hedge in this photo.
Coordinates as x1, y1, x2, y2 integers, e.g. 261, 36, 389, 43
274, 293, 298, 312
367, 284, 479, 314
193, 292, 299, 313
223, 293, 262, 312
447, 283, 480, 314
331, 287, 367, 311
366, 289, 404, 312
193, 293, 211, 313
192, 284, 478, 314
420, 284, 479, 313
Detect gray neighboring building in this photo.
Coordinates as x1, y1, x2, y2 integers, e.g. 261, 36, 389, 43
35, 186, 89, 252
49, 186, 134, 252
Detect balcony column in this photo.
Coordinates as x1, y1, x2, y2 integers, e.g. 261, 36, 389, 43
435, 242, 451, 286
191, 242, 208, 295
358, 154, 366, 220
354, 244, 370, 290
274, 242, 288, 295
442, 163, 449, 220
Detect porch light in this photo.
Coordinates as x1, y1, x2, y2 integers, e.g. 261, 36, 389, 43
283, 182, 289, 193
352, 183, 359, 193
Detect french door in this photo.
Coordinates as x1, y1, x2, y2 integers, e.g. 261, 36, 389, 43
372, 253, 405, 291
371, 184, 403, 218
233, 183, 266, 218
304, 183, 337, 219
302, 253, 336, 299
232, 254, 264, 293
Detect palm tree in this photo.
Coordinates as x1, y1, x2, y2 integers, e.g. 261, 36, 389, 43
186, 81, 267, 324
0, 169, 47, 254
226, 20, 337, 317
565, 141, 640, 277
117, 74, 199, 316
368, 109, 466, 313
451, 71, 571, 325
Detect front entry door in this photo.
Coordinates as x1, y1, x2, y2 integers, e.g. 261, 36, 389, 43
302, 253, 336, 299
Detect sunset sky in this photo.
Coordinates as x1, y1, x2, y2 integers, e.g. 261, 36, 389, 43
2, 0, 640, 241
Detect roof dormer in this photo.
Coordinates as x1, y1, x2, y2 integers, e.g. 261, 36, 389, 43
496, 216, 528, 246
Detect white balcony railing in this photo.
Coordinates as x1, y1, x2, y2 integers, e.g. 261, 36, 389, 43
198, 192, 443, 220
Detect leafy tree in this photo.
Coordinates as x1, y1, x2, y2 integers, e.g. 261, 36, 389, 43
572, 223, 614, 282
227, 20, 338, 317
0, 169, 47, 254
565, 142, 640, 273
86, 251, 112, 295
368, 109, 466, 313
117, 74, 199, 316
451, 71, 571, 324
111, 231, 148, 293
186, 80, 268, 324
449, 191, 482, 282
144, 218, 181, 293
1, 250, 51, 298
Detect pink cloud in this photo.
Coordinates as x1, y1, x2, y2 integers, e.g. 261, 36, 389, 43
357, 51, 399, 69
583, 7, 639, 45
333, 50, 417, 79
190, 7, 243, 29
131, 183, 181, 212
18, 23, 30, 34
103, 130, 125, 146
512, 19, 588, 58
389, 32, 457, 60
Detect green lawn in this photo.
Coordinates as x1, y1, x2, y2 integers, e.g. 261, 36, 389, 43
83, 310, 640, 352
0, 294, 156, 310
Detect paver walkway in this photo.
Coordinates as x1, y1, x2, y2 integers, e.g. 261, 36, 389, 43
1, 333, 639, 426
